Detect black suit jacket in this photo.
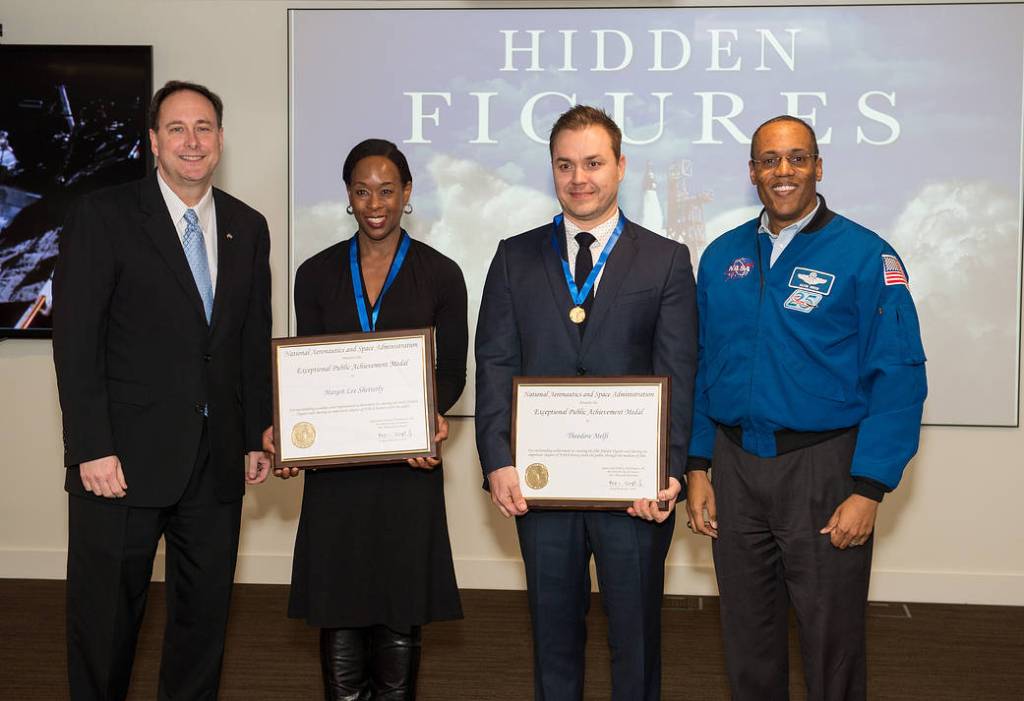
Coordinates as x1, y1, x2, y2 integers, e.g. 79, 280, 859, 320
52, 171, 272, 507
475, 216, 698, 482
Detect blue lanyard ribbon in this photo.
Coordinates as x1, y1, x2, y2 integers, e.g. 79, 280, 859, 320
349, 230, 411, 332
550, 212, 625, 306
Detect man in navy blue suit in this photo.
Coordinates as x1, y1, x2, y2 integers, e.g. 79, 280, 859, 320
475, 105, 698, 700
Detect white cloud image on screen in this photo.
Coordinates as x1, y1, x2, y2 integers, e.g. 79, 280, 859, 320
887, 180, 1021, 426
289, 5, 1023, 425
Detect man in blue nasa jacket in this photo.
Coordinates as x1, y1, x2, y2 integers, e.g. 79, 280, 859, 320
685, 116, 926, 700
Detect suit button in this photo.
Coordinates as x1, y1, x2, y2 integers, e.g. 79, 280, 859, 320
576, 366, 586, 376
203, 354, 212, 362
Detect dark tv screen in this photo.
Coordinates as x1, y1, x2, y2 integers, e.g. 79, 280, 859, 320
0, 44, 152, 339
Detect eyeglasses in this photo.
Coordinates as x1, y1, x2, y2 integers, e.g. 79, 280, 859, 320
750, 153, 818, 170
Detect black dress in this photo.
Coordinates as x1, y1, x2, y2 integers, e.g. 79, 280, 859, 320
287, 236, 468, 629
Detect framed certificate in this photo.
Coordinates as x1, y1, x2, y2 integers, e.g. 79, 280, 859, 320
511, 377, 670, 509
272, 328, 437, 469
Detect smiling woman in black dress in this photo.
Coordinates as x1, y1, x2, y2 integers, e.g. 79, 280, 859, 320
270, 139, 467, 700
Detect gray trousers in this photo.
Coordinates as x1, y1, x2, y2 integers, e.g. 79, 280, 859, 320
711, 427, 872, 701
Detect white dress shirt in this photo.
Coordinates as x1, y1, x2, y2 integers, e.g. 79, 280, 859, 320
563, 209, 621, 294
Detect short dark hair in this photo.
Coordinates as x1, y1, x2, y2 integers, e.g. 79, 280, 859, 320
148, 80, 224, 131
342, 139, 413, 186
549, 105, 623, 161
750, 115, 818, 160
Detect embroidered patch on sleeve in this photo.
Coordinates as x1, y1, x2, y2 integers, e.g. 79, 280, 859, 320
882, 254, 909, 287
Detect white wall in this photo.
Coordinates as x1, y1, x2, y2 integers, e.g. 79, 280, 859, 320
0, 0, 1021, 606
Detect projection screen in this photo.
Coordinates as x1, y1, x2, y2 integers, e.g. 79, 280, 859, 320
289, 4, 1024, 425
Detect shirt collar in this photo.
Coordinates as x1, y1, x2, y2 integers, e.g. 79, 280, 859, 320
156, 169, 214, 227
563, 209, 621, 245
758, 197, 821, 239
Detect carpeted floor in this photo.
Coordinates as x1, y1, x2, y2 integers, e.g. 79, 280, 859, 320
1, 580, 1021, 699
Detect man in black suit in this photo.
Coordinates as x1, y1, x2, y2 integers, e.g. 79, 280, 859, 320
475, 105, 698, 700
52, 80, 272, 700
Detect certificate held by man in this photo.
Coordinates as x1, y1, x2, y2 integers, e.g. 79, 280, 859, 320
272, 327, 438, 469
512, 377, 669, 509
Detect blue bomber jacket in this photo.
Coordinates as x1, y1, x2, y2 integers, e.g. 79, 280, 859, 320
687, 198, 927, 492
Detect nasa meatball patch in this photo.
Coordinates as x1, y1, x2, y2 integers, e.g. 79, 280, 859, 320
725, 257, 755, 280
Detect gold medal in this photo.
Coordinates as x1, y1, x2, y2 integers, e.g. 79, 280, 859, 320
569, 306, 586, 324
291, 421, 317, 449
524, 463, 549, 490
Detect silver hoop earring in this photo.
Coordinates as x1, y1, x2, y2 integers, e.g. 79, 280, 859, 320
346, 205, 353, 215
403, 203, 413, 215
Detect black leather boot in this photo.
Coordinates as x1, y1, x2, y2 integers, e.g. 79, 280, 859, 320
320, 627, 371, 701
369, 625, 422, 701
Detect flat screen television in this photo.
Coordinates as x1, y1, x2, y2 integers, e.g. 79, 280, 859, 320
0, 44, 152, 339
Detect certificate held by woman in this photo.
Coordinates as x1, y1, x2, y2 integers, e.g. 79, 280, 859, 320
272, 326, 439, 469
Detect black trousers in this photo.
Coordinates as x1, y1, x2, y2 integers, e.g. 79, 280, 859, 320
711, 428, 872, 701
516, 509, 675, 701
66, 428, 243, 701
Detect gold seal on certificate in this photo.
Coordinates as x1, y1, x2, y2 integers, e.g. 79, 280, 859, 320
291, 421, 316, 449
524, 463, 549, 490
568, 306, 586, 324
271, 328, 439, 470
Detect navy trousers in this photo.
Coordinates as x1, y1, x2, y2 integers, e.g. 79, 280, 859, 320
516, 509, 675, 701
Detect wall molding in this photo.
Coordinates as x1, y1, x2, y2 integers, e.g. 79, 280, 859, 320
3, 550, 1022, 606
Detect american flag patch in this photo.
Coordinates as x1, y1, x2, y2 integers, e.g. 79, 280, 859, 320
882, 254, 908, 287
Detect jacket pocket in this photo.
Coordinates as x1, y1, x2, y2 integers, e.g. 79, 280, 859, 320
778, 349, 846, 403
702, 345, 734, 393
107, 379, 155, 408
896, 303, 927, 364
616, 287, 655, 307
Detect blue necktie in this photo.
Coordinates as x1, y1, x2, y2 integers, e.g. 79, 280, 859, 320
183, 209, 214, 323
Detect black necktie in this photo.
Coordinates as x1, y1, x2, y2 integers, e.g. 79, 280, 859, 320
574, 231, 596, 334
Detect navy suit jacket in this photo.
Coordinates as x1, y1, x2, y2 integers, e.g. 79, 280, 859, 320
475, 216, 698, 483
52, 171, 272, 507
